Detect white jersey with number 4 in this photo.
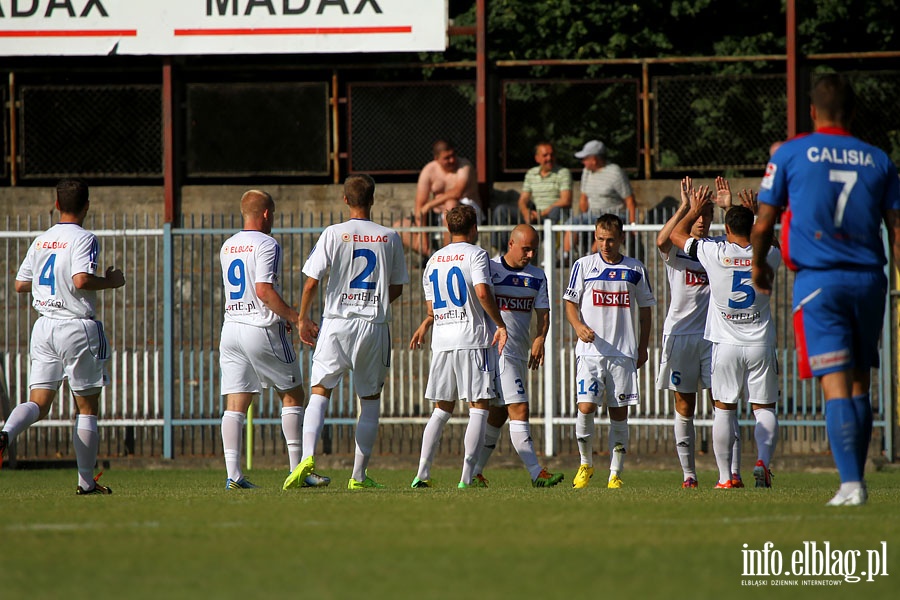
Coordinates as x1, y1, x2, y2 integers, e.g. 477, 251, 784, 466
489, 256, 550, 361
303, 219, 408, 323
16, 223, 100, 320
221, 230, 283, 327
424, 241, 492, 351
563, 254, 656, 359
683, 237, 781, 346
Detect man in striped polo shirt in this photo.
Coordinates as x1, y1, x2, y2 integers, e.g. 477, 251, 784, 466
562, 140, 637, 262
517, 142, 573, 224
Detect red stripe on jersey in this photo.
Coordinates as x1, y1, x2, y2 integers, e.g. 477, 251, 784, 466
793, 306, 813, 380
780, 208, 799, 272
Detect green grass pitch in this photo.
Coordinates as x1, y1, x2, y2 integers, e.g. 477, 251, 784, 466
1, 467, 899, 599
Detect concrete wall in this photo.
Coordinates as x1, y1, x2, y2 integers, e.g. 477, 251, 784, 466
0, 178, 763, 224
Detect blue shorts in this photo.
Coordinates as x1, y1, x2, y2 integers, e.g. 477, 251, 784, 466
792, 269, 886, 379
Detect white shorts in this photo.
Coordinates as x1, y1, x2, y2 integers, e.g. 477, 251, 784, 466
310, 318, 391, 398
575, 355, 639, 408
656, 334, 712, 393
492, 354, 529, 406
425, 348, 497, 403
220, 321, 302, 395
29, 317, 110, 393
710, 343, 780, 405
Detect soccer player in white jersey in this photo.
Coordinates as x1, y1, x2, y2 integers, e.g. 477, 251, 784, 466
218, 190, 306, 490
1, 179, 124, 494
670, 187, 782, 489
564, 214, 656, 489
656, 176, 747, 488
282, 174, 409, 491
409, 205, 508, 489
470, 224, 564, 488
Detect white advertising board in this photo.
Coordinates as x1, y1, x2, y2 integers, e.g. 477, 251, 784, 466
0, 0, 448, 55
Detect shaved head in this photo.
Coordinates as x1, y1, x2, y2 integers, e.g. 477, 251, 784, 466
241, 190, 273, 218
510, 224, 539, 248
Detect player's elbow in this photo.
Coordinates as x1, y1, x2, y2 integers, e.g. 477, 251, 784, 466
72, 273, 90, 290
15, 280, 31, 293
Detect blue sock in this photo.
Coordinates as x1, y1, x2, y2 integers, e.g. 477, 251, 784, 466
825, 398, 861, 483
851, 394, 873, 476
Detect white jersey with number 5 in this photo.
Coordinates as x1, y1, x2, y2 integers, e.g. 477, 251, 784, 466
221, 230, 283, 327
424, 241, 492, 351
303, 219, 408, 323
16, 223, 100, 320
683, 237, 781, 346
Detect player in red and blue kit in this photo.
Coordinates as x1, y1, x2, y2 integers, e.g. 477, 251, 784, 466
751, 73, 900, 507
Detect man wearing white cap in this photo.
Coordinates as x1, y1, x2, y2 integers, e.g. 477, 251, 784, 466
562, 140, 637, 263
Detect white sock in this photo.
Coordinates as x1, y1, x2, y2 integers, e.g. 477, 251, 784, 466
352, 399, 380, 482
74, 415, 99, 490
302, 394, 329, 461
509, 420, 542, 480
281, 406, 304, 471
713, 408, 736, 484
608, 420, 629, 476
674, 413, 696, 479
474, 423, 502, 476
221, 410, 245, 482
417, 407, 452, 481
461, 408, 489, 485
575, 410, 594, 467
753, 407, 778, 467
731, 412, 742, 476
3, 401, 42, 439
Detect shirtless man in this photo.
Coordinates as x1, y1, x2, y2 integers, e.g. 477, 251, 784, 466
397, 140, 481, 258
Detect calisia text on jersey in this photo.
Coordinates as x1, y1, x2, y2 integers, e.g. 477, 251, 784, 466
807, 147, 876, 167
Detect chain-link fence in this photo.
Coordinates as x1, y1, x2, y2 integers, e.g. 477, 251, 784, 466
19, 85, 162, 179
186, 82, 331, 177
842, 70, 900, 165
654, 74, 787, 173
347, 81, 476, 173
502, 78, 641, 174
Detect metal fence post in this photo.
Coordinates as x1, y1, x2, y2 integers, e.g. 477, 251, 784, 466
163, 222, 174, 459
543, 218, 556, 457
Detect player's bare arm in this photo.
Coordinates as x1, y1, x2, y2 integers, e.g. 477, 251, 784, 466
885, 209, 900, 272
72, 266, 126, 290
669, 186, 710, 251
528, 308, 551, 369
714, 176, 733, 211
389, 284, 403, 304
750, 203, 780, 295
14, 279, 32, 293
297, 276, 321, 346
637, 306, 652, 369
475, 282, 508, 356
409, 302, 434, 349
656, 176, 693, 252
564, 299, 595, 344
255, 282, 300, 331
737, 188, 759, 216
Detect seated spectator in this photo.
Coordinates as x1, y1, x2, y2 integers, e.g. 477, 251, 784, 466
562, 140, 636, 262
395, 139, 480, 259
518, 141, 573, 224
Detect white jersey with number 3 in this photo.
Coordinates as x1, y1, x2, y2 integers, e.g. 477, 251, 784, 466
489, 256, 550, 361
303, 219, 408, 323
683, 237, 781, 346
424, 241, 492, 351
16, 223, 100, 320
221, 230, 283, 327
